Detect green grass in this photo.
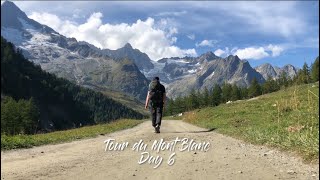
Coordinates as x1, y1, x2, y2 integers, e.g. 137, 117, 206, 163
182, 82, 319, 162
1, 119, 144, 150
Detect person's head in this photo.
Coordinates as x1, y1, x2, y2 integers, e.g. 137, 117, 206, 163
153, 77, 159, 81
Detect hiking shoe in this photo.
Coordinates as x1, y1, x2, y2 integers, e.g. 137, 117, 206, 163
154, 127, 157, 133
155, 125, 160, 133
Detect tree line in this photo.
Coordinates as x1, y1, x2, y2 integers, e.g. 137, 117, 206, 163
1, 37, 145, 135
164, 57, 319, 116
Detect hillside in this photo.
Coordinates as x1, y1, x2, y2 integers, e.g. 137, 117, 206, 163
1, 1, 150, 101
1, 36, 145, 134
100, 88, 149, 116
175, 82, 319, 162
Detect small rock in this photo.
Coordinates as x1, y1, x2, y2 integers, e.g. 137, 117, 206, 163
225, 147, 228, 150
41, 151, 44, 153
287, 170, 296, 175
238, 171, 243, 174
135, 169, 137, 171
311, 174, 316, 177
194, 152, 197, 154
133, 174, 136, 176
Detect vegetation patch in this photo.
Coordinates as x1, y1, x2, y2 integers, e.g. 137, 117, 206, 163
1, 119, 144, 150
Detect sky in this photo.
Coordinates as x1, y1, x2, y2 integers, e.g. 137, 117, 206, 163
5, 1, 320, 68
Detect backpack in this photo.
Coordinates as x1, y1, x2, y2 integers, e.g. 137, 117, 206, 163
149, 80, 163, 107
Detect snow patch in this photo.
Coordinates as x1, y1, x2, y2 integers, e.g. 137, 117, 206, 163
208, 71, 215, 78
51, 32, 60, 36
165, 58, 189, 65
142, 60, 165, 77
188, 69, 197, 74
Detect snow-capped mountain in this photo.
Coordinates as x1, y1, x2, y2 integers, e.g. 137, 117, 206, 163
1, 1, 149, 101
161, 54, 265, 98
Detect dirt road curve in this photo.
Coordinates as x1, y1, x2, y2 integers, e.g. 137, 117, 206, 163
1, 120, 319, 180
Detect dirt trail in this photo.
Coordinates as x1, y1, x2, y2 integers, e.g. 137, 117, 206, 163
1, 120, 319, 180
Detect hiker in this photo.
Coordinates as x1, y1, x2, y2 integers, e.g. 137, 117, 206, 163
145, 77, 166, 133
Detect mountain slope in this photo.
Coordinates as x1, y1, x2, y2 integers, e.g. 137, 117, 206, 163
255, 63, 298, 80
1, 36, 144, 133
146, 52, 265, 98
1, 1, 149, 101
102, 43, 154, 72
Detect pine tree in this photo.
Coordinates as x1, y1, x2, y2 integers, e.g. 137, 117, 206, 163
202, 87, 210, 107
190, 89, 199, 109
248, 78, 262, 98
311, 57, 319, 82
297, 62, 311, 84
211, 84, 222, 106
231, 84, 241, 101
221, 83, 232, 102
175, 95, 185, 113
240, 87, 248, 99
278, 71, 289, 88
165, 98, 174, 116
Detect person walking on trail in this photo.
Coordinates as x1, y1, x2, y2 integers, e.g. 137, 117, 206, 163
145, 77, 166, 133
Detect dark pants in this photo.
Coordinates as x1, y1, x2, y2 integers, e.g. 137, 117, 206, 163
150, 106, 163, 127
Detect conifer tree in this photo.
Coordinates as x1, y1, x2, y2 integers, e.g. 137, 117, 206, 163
248, 78, 262, 98
311, 57, 319, 82
211, 84, 222, 106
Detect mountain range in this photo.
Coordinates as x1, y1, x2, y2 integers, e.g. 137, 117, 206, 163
1, 1, 299, 100
255, 63, 298, 80
1, 1, 149, 101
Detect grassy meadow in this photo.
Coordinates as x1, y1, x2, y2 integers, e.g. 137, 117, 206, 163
177, 82, 319, 162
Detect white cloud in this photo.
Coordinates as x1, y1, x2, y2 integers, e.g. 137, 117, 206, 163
196, 39, 217, 47
155, 10, 187, 17
29, 12, 78, 36
29, 12, 63, 31
214, 44, 285, 60
214, 48, 229, 57
28, 12, 197, 60
14, 1, 317, 40
266, 44, 284, 57
233, 47, 269, 60
188, 1, 308, 38
187, 34, 195, 40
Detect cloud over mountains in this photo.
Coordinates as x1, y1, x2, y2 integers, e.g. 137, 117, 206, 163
29, 11, 197, 60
